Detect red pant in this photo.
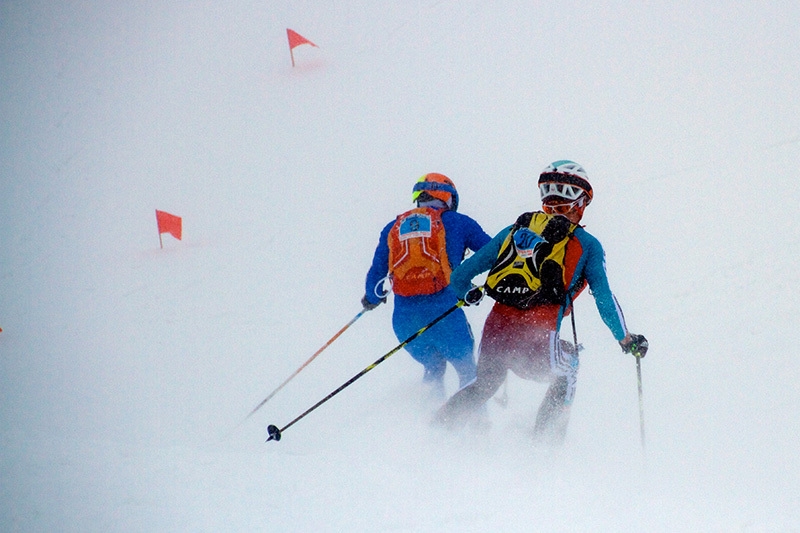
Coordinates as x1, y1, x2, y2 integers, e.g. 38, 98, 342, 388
480, 302, 563, 380
436, 302, 579, 442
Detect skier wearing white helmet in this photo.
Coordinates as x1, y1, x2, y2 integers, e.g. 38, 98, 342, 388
434, 160, 648, 445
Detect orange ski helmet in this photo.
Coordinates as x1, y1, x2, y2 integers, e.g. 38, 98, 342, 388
411, 173, 459, 211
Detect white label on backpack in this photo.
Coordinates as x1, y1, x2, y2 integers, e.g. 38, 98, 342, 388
398, 213, 432, 241
513, 228, 544, 259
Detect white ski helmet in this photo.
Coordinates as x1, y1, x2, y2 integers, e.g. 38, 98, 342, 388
538, 160, 593, 205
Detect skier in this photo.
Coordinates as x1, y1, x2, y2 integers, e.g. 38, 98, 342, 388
434, 161, 648, 445
362, 173, 492, 399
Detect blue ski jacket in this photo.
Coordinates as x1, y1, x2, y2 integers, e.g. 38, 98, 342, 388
364, 209, 491, 309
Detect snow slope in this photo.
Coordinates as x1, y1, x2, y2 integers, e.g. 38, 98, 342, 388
2, 1, 799, 531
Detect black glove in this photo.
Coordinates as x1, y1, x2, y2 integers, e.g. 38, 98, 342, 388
464, 286, 484, 306
361, 295, 385, 311
620, 333, 648, 358
541, 214, 571, 242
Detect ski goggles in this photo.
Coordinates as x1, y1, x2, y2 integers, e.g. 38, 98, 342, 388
539, 182, 587, 202
542, 196, 586, 215
412, 180, 457, 199
411, 179, 459, 209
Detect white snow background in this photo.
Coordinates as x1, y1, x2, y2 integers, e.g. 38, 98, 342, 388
2, 2, 800, 531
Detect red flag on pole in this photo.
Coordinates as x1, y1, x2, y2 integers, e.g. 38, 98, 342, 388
155, 210, 182, 248
287, 29, 316, 50
287, 29, 317, 67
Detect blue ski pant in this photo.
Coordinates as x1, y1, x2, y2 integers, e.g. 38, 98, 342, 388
392, 298, 477, 392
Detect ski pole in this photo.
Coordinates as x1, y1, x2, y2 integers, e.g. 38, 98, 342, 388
266, 300, 466, 442
245, 308, 368, 420
567, 292, 580, 358
635, 353, 646, 450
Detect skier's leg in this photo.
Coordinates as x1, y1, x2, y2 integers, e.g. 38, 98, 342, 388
438, 312, 477, 389
433, 350, 506, 428
403, 340, 446, 398
393, 307, 448, 396
532, 331, 579, 445
533, 376, 571, 445
449, 353, 478, 390
421, 354, 447, 400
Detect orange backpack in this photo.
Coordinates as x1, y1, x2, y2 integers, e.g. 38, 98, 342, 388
387, 207, 451, 296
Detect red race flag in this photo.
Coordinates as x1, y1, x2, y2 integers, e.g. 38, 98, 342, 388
286, 28, 318, 67
287, 28, 316, 50
155, 209, 182, 248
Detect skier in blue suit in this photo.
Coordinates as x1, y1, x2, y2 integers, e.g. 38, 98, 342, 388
362, 173, 491, 398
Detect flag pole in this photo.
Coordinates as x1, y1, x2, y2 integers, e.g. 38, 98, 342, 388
156, 210, 163, 248
290, 47, 295, 67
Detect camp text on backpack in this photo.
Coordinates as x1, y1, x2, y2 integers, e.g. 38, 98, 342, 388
484, 211, 576, 309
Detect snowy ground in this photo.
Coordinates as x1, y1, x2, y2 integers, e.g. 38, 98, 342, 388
2, 2, 800, 531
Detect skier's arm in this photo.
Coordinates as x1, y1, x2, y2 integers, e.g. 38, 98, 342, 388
449, 226, 511, 299
363, 221, 393, 305
462, 215, 492, 253
442, 211, 492, 268
580, 232, 628, 341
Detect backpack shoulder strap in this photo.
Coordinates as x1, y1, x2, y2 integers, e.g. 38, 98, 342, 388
513, 211, 534, 231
